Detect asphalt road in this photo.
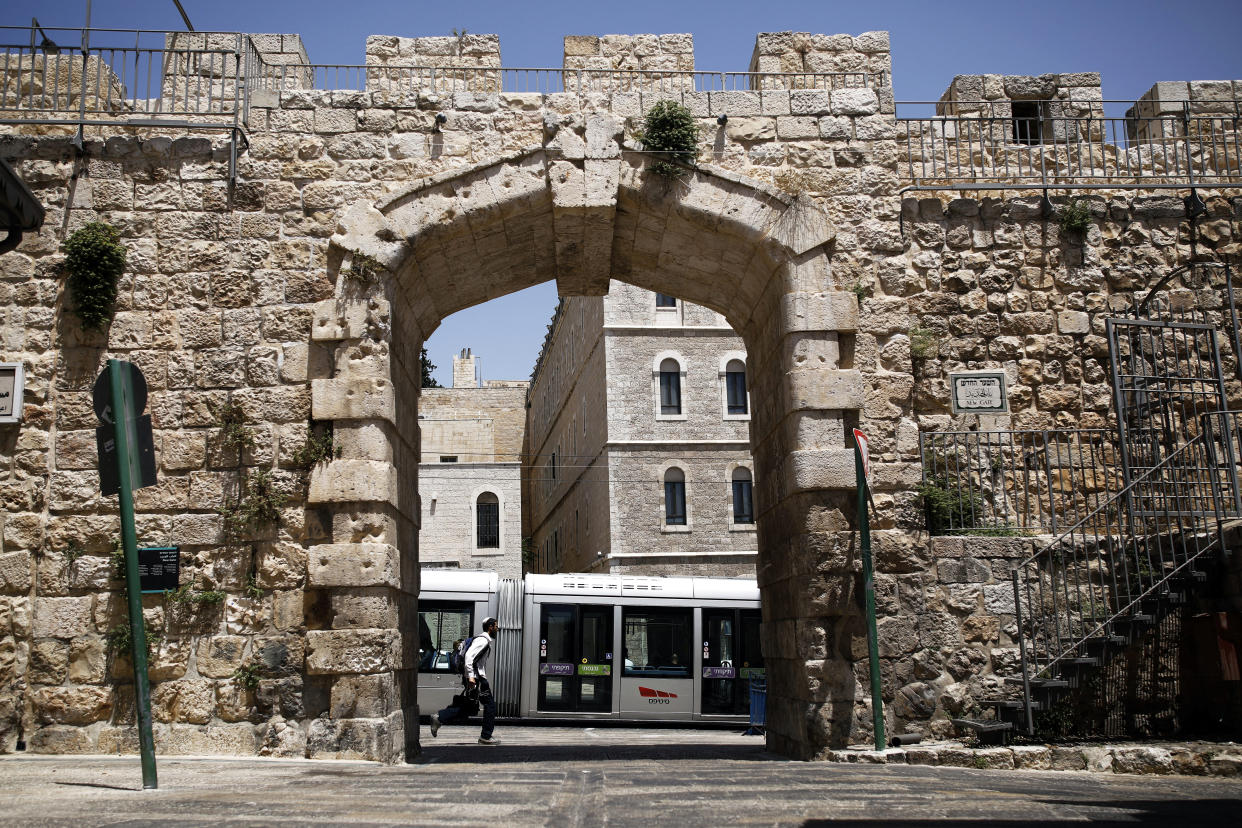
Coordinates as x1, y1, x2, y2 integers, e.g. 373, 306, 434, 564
1, 726, 1240, 826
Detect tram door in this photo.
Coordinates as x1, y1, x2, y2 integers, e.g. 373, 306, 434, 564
537, 604, 613, 713
701, 609, 764, 715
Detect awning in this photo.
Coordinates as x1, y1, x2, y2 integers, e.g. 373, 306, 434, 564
0, 157, 45, 254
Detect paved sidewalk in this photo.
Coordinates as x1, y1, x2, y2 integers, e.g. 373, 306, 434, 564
0, 727, 1240, 826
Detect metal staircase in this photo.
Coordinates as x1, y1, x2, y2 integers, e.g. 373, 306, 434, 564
1007, 414, 1240, 736
956, 263, 1242, 740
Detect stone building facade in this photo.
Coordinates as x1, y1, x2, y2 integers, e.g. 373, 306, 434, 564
417, 350, 526, 579
524, 282, 756, 576
0, 22, 1238, 763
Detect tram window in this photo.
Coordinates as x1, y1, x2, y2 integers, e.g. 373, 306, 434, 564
622, 608, 692, 678
418, 602, 472, 673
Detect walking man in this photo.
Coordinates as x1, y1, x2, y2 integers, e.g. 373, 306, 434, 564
430, 616, 501, 745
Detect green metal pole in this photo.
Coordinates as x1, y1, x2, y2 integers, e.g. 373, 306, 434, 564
856, 447, 885, 751
109, 360, 158, 789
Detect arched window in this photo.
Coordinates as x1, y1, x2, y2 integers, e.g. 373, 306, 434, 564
725, 359, 748, 415
664, 467, 687, 526
659, 358, 682, 415
476, 492, 499, 548
732, 467, 754, 524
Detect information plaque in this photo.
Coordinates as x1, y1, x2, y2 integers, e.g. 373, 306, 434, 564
949, 371, 1009, 415
138, 546, 180, 593
0, 363, 24, 423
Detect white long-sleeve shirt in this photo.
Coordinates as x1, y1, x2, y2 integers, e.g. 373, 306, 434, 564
464, 631, 493, 681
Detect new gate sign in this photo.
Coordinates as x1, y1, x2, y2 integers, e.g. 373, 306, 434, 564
949, 370, 1009, 414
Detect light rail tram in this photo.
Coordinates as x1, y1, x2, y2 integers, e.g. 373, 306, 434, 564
418, 569, 764, 723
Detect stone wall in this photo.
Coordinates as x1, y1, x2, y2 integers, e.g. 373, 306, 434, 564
748, 31, 892, 87
1, 24, 1239, 761
563, 33, 695, 78
417, 462, 522, 579
418, 386, 528, 462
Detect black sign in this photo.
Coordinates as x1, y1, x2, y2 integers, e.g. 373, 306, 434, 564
93, 361, 148, 425
138, 546, 180, 593
97, 414, 158, 495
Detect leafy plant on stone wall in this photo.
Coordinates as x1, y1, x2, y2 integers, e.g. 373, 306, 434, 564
909, 326, 939, 362
244, 574, 265, 600
164, 581, 226, 605
222, 468, 286, 541
918, 454, 983, 535
637, 100, 700, 178
63, 222, 127, 331
343, 252, 385, 285
1058, 200, 1092, 238
232, 662, 263, 690
218, 399, 255, 457
106, 619, 163, 658
292, 422, 339, 467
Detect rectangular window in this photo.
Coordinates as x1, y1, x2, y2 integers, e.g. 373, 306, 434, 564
655, 293, 677, 308
726, 371, 748, 415
732, 479, 754, 524
659, 371, 681, 415
439, 455, 458, 463
665, 480, 686, 525
622, 608, 692, 677
1012, 101, 1042, 145
418, 602, 473, 673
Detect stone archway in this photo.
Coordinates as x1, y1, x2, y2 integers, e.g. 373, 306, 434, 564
306, 115, 863, 761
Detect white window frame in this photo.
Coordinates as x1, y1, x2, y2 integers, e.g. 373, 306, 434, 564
470, 486, 506, 557
652, 351, 688, 421
659, 461, 691, 533
718, 352, 751, 421
727, 463, 757, 532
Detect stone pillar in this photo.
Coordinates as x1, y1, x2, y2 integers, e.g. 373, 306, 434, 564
750, 256, 865, 759
304, 256, 416, 762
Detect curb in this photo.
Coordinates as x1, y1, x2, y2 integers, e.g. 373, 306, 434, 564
818, 742, 1242, 777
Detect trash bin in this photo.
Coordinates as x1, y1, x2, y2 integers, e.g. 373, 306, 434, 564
746, 678, 766, 735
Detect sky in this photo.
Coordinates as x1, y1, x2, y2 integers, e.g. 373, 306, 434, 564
6, 0, 1241, 385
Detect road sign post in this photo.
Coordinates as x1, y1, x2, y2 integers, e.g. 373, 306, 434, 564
853, 428, 886, 751
97, 359, 158, 790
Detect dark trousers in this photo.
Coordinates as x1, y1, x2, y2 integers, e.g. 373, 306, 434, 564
437, 678, 496, 738
478, 678, 496, 739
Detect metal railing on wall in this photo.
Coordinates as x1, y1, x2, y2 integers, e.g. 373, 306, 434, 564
0, 26, 255, 128
253, 63, 889, 96
897, 99, 1242, 189
918, 429, 1119, 535
1010, 410, 1240, 732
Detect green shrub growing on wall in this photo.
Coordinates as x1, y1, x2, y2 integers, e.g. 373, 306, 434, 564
638, 100, 700, 178
1058, 200, 1092, 237
63, 222, 127, 331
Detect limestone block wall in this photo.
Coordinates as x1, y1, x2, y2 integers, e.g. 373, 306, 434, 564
524, 297, 609, 566
3, 23, 1237, 761
1128, 80, 1242, 142
854, 191, 1242, 740
563, 33, 695, 89
748, 31, 892, 87
0, 55, 127, 116
602, 327, 750, 444
418, 385, 528, 461
606, 448, 757, 566
417, 462, 522, 579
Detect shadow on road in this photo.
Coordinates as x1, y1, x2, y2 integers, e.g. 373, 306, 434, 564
805, 797, 1242, 827
412, 742, 778, 764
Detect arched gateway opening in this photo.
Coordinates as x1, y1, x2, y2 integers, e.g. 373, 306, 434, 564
308, 122, 862, 761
